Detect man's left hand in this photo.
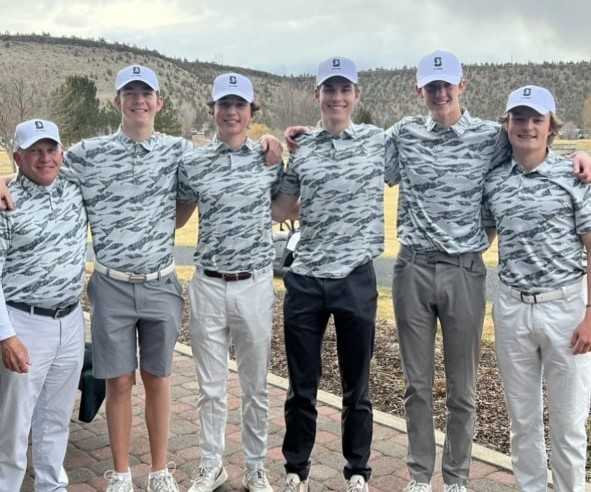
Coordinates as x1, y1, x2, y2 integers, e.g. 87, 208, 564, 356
571, 151, 591, 183
571, 315, 591, 354
260, 135, 283, 166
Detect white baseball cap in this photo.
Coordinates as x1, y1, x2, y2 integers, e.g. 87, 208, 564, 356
316, 57, 358, 87
416, 50, 463, 88
506, 85, 556, 115
14, 119, 61, 151
115, 64, 160, 91
211, 73, 254, 103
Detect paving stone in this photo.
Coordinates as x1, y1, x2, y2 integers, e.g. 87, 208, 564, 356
22, 348, 522, 491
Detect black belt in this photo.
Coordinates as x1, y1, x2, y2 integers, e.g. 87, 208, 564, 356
203, 270, 251, 281
6, 301, 78, 319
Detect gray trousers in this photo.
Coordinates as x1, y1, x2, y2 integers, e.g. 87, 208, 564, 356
392, 246, 486, 486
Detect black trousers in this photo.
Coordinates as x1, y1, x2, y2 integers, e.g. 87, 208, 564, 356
282, 261, 377, 481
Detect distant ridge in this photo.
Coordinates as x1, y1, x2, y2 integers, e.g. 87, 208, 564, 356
1, 33, 590, 132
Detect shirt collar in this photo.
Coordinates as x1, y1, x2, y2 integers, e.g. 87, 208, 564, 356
425, 109, 473, 136
510, 149, 556, 175
211, 135, 256, 153
314, 122, 357, 140
16, 172, 63, 195
115, 128, 159, 152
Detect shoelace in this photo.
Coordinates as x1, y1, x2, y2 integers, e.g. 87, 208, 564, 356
445, 486, 465, 492
192, 465, 217, 484
346, 476, 365, 492
247, 469, 270, 487
147, 462, 179, 492
405, 481, 431, 492
284, 475, 301, 492
104, 470, 132, 492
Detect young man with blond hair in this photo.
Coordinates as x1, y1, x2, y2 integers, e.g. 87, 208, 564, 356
484, 85, 591, 492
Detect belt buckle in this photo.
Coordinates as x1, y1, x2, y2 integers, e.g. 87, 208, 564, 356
223, 272, 238, 281
520, 292, 537, 304
53, 307, 67, 319
128, 273, 147, 283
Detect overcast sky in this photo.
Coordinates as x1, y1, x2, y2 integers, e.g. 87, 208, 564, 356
2, 0, 590, 75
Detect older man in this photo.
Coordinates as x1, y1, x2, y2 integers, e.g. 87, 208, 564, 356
0, 119, 87, 491
484, 86, 591, 492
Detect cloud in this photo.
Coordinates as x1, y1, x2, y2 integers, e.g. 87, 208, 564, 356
1, 0, 589, 74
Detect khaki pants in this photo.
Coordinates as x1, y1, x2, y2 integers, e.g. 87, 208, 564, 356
494, 279, 591, 492
0, 305, 84, 492
189, 266, 274, 470
393, 246, 486, 487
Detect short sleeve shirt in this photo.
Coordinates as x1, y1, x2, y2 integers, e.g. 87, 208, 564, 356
178, 138, 281, 272
279, 123, 385, 278
385, 111, 508, 254
0, 174, 87, 309
483, 151, 591, 292
64, 130, 193, 273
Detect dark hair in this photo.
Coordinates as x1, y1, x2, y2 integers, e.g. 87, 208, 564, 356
207, 99, 260, 116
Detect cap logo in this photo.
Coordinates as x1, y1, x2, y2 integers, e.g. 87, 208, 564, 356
434, 56, 442, 67
132, 66, 141, 74
34, 120, 44, 129
229, 75, 237, 85
332, 58, 341, 68
523, 87, 532, 97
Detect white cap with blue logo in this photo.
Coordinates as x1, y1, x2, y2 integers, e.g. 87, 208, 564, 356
115, 65, 160, 91
506, 85, 556, 115
14, 119, 61, 151
316, 57, 358, 87
211, 73, 254, 103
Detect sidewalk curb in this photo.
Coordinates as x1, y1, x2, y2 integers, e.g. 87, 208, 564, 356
174, 342, 517, 474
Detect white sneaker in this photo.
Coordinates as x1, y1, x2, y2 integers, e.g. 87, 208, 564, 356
188, 464, 228, 492
346, 474, 368, 492
105, 470, 134, 492
147, 467, 180, 492
444, 484, 467, 492
403, 481, 432, 492
243, 468, 273, 491
282, 473, 309, 492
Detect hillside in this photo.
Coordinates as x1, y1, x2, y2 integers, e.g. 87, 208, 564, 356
1, 34, 590, 134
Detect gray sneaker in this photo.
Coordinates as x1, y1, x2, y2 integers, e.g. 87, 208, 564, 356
346, 475, 368, 492
105, 470, 134, 492
282, 473, 309, 492
404, 481, 432, 492
242, 468, 273, 491
188, 464, 228, 492
147, 468, 180, 492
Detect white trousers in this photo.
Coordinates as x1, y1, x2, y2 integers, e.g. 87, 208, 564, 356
189, 267, 274, 470
494, 280, 591, 492
0, 305, 84, 492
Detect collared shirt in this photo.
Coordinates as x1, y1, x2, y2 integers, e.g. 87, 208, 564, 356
64, 129, 193, 273
177, 137, 281, 272
0, 174, 87, 341
385, 111, 509, 254
483, 151, 591, 292
279, 123, 385, 278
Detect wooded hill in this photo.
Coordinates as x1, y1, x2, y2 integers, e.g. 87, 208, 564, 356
1, 33, 590, 133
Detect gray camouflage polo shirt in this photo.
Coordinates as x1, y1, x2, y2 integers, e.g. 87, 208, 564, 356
178, 138, 281, 272
64, 130, 193, 274
385, 111, 508, 254
483, 151, 591, 292
0, 174, 87, 339
279, 123, 385, 278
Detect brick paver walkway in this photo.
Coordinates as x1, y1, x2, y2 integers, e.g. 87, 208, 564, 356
21, 348, 519, 491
